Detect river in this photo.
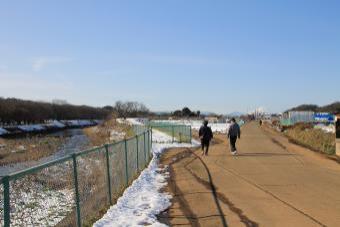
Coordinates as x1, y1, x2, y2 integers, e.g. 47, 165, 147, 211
0, 128, 90, 177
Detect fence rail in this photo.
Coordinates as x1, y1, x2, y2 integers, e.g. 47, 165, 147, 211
0, 129, 152, 227
147, 122, 192, 143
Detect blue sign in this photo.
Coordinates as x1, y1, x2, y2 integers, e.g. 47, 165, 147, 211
314, 113, 335, 122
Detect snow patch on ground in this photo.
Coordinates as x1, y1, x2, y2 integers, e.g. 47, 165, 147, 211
2, 187, 74, 227
46, 120, 66, 128
314, 124, 335, 133
0, 127, 8, 135
153, 119, 231, 133
125, 118, 144, 125
61, 120, 95, 127
94, 129, 199, 227
109, 130, 126, 141
18, 124, 46, 132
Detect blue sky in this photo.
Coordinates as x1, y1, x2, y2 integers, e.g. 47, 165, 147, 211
0, 0, 339, 114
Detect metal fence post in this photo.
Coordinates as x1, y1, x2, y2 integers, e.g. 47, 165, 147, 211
172, 126, 175, 143
190, 126, 192, 144
136, 136, 139, 172
147, 130, 150, 158
3, 176, 10, 227
143, 132, 147, 166
104, 144, 113, 205
179, 132, 182, 143
146, 131, 149, 161
72, 154, 81, 227
124, 139, 129, 186
150, 129, 153, 158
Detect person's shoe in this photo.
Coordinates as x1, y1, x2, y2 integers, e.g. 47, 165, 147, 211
231, 151, 238, 155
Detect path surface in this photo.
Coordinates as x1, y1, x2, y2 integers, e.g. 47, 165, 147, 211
159, 121, 340, 227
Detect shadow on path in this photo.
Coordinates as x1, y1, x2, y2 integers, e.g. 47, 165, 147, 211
236, 152, 298, 157
186, 150, 228, 227
185, 149, 259, 227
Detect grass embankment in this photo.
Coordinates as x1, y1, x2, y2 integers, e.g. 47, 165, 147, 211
83, 117, 135, 147
0, 136, 66, 165
284, 123, 336, 155
0, 117, 135, 166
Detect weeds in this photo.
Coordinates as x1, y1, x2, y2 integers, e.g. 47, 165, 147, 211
0, 136, 66, 165
83, 117, 133, 147
284, 123, 336, 155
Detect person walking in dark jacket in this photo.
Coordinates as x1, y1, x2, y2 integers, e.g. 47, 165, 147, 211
228, 118, 241, 155
199, 120, 213, 156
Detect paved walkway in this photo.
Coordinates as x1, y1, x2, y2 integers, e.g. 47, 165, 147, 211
159, 121, 340, 227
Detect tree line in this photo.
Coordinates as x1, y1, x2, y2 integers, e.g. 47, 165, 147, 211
288, 102, 340, 114
0, 97, 205, 126
172, 107, 201, 118
0, 98, 112, 125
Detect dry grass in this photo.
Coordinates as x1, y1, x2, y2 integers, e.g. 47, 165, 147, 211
83, 117, 134, 147
0, 136, 66, 165
284, 123, 336, 155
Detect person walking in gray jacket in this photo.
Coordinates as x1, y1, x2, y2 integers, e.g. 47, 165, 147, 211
228, 118, 241, 155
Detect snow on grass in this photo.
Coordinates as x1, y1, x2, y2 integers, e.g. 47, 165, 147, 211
61, 120, 95, 127
124, 118, 145, 125
18, 124, 46, 132
0, 127, 8, 135
0, 183, 74, 227
94, 129, 199, 227
314, 124, 335, 133
0, 154, 105, 226
153, 119, 231, 133
123, 118, 231, 133
47, 120, 65, 128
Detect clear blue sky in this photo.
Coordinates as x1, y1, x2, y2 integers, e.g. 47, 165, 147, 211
0, 0, 339, 114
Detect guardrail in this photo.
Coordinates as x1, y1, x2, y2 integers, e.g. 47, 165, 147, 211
0, 129, 152, 227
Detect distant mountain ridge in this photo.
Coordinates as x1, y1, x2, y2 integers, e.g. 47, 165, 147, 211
287, 102, 340, 114
227, 111, 245, 117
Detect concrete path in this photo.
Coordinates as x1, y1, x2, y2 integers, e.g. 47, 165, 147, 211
159, 121, 340, 227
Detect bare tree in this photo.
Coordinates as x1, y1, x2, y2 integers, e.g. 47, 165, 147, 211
113, 101, 150, 118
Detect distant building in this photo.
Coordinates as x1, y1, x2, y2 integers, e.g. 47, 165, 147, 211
281, 111, 335, 127
282, 111, 314, 125
248, 107, 265, 119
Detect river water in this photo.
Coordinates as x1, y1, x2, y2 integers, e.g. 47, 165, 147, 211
0, 128, 90, 177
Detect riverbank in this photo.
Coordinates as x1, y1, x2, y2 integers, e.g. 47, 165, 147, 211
0, 135, 66, 165
83, 118, 134, 147
0, 118, 135, 176
0, 119, 100, 138
0, 128, 90, 177
263, 121, 336, 155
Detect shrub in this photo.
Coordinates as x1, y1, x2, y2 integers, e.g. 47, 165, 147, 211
285, 124, 335, 155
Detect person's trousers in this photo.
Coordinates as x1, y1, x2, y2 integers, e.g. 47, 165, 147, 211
201, 140, 210, 154
229, 136, 238, 152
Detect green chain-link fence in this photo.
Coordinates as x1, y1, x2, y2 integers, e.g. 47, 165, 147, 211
148, 122, 192, 143
280, 119, 293, 126
0, 129, 152, 227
